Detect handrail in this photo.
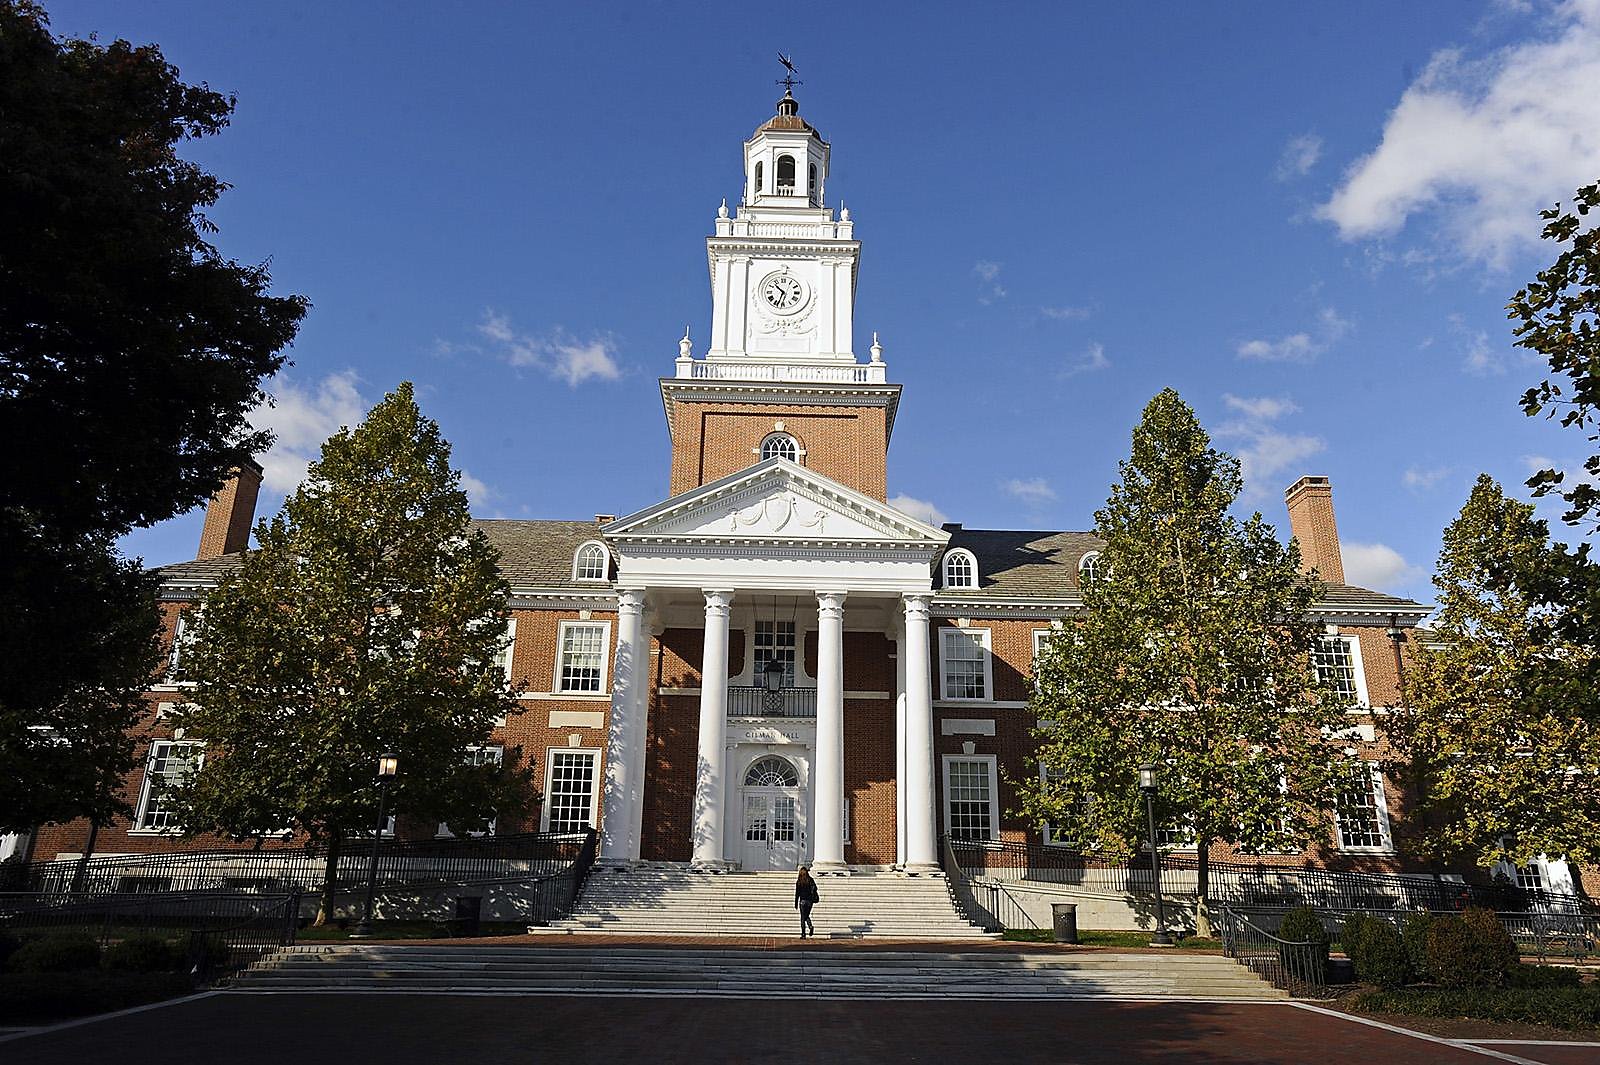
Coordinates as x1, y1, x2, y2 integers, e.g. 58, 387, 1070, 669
1217, 904, 1328, 995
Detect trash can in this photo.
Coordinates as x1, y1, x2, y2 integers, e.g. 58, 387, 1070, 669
1051, 902, 1079, 944
452, 895, 483, 938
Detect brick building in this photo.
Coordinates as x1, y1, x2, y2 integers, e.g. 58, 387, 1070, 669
20, 90, 1582, 897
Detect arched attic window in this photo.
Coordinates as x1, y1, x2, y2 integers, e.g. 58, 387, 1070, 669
1078, 551, 1105, 586
573, 541, 610, 582
776, 154, 796, 192
942, 549, 978, 589
760, 432, 799, 462
754, 160, 764, 193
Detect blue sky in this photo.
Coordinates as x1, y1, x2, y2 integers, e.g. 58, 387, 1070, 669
57, 0, 1600, 605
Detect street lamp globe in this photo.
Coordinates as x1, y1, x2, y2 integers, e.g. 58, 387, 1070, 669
377, 753, 400, 779
762, 657, 785, 692
1138, 762, 1157, 793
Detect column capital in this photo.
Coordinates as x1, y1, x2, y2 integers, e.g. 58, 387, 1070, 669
616, 587, 647, 614
901, 592, 932, 619
816, 590, 847, 618
702, 589, 735, 616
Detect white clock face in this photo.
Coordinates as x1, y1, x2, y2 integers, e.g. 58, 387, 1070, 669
762, 273, 805, 312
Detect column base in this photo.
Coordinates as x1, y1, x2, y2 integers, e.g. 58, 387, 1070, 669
901, 862, 943, 877
810, 860, 850, 876
689, 859, 733, 873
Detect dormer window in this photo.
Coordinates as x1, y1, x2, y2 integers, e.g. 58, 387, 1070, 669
760, 432, 799, 462
942, 549, 978, 589
573, 541, 610, 582
1078, 551, 1104, 586
754, 160, 764, 193
776, 154, 796, 192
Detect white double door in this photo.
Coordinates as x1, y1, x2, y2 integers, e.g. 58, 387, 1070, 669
742, 786, 806, 870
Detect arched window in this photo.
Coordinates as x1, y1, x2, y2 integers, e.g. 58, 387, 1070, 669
573, 541, 610, 582
1078, 551, 1105, 585
760, 432, 798, 462
744, 755, 799, 788
808, 163, 817, 196
776, 154, 796, 191
754, 160, 764, 193
943, 549, 978, 589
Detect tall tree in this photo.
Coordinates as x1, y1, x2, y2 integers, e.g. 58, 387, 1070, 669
1390, 476, 1600, 869
0, 1, 306, 831
171, 384, 532, 922
1017, 389, 1350, 936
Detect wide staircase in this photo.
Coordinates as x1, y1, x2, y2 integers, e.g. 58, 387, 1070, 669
541, 867, 990, 939
232, 944, 1287, 999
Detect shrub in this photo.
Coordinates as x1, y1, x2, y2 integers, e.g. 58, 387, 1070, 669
0, 971, 194, 1024
1277, 906, 1329, 979
1341, 914, 1376, 968
104, 934, 182, 974
1356, 919, 1413, 989
0, 931, 20, 971
8, 933, 101, 974
1426, 909, 1517, 988
1401, 912, 1433, 976
1352, 985, 1600, 1032
1507, 963, 1583, 990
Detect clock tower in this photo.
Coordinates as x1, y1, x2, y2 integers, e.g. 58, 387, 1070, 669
663, 90, 899, 501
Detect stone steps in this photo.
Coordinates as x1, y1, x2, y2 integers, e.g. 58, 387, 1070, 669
232, 945, 1287, 999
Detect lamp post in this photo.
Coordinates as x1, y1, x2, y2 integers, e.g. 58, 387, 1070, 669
1139, 762, 1175, 947
762, 654, 785, 714
350, 752, 399, 940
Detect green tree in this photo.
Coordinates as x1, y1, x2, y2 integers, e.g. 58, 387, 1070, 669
0, 1, 305, 832
1017, 389, 1350, 936
1390, 476, 1600, 868
171, 384, 532, 922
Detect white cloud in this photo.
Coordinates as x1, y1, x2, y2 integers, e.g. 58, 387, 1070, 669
477, 309, 622, 387
1319, 0, 1600, 266
1058, 342, 1111, 378
250, 371, 367, 494
1001, 477, 1058, 506
973, 260, 1007, 304
1461, 329, 1505, 375
1215, 394, 1326, 498
1343, 541, 1422, 590
1274, 133, 1323, 181
1041, 305, 1092, 321
458, 470, 494, 509
1403, 465, 1451, 491
1236, 308, 1351, 363
888, 493, 948, 527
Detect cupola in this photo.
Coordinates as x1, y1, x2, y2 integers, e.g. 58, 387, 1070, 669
745, 90, 829, 207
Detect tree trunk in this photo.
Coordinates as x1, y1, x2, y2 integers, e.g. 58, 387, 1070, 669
1195, 839, 1213, 939
314, 834, 342, 926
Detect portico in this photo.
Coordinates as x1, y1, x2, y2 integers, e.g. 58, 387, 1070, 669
594, 459, 948, 873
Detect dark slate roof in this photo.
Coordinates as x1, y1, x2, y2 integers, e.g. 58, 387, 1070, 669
156, 519, 611, 590
938, 526, 1428, 611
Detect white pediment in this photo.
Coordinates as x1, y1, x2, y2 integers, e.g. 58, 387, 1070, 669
605, 459, 948, 547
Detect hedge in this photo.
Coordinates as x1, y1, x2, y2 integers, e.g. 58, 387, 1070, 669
8, 933, 102, 974
0, 971, 195, 1024
1352, 984, 1600, 1032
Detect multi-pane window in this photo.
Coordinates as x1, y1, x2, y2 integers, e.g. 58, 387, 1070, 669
1312, 635, 1362, 703
543, 749, 599, 833
940, 629, 989, 700
493, 618, 516, 685
556, 622, 608, 693
945, 757, 998, 841
167, 612, 197, 680
1155, 815, 1198, 850
1335, 761, 1394, 852
754, 620, 796, 686
134, 740, 204, 832
1078, 551, 1104, 585
943, 550, 976, 588
438, 745, 504, 838
760, 433, 798, 462
1516, 862, 1546, 891
573, 542, 608, 581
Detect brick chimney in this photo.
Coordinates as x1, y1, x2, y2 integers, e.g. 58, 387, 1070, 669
197, 460, 263, 560
1284, 475, 1344, 584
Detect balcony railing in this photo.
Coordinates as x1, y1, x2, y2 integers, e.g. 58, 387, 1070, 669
679, 360, 887, 384
727, 686, 817, 718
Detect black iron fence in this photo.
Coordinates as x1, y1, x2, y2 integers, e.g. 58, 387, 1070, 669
1216, 904, 1328, 995
0, 890, 300, 981
944, 837, 1596, 918
13, 830, 594, 899
726, 686, 817, 718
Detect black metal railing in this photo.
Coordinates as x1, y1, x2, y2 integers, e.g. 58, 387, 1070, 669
1217, 904, 1328, 994
726, 686, 817, 718
17, 830, 593, 899
0, 890, 300, 981
943, 837, 1597, 917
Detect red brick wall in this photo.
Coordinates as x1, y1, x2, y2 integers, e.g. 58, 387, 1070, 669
844, 698, 896, 864
668, 400, 888, 501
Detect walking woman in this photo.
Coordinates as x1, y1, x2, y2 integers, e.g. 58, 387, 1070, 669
795, 864, 820, 938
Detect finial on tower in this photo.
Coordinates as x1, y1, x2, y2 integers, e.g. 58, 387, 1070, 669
718, 197, 729, 219
869, 332, 883, 363
679, 327, 693, 360
840, 201, 849, 221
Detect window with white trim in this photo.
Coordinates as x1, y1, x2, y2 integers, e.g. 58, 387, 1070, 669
133, 740, 204, 832
942, 549, 977, 589
167, 611, 197, 680
1335, 761, 1394, 852
1155, 813, 1198, 850
1313, 634, 1366, 705
555, 621, 609, 694
760, 432, 799, 462
437, 745, 504, 837
1039, 764, 1089, 848
573, 541, 609, 582
943, 755, 999, 841
493, 618, 516, 685
1078, 551, 1105, 585
940, 628, 991, 700
754, 620, 797, 686
542, 748, 599, 833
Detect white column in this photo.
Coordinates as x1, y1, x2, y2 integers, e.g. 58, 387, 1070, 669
812, 591, 847, 873
599, 588, 646, 864
692, 589, 734, 869
902, 593, 939, 873
894, 621, 908, 868
624, 615, 660, 862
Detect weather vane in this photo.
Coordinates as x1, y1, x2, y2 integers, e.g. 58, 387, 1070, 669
776, 52, 802, 93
